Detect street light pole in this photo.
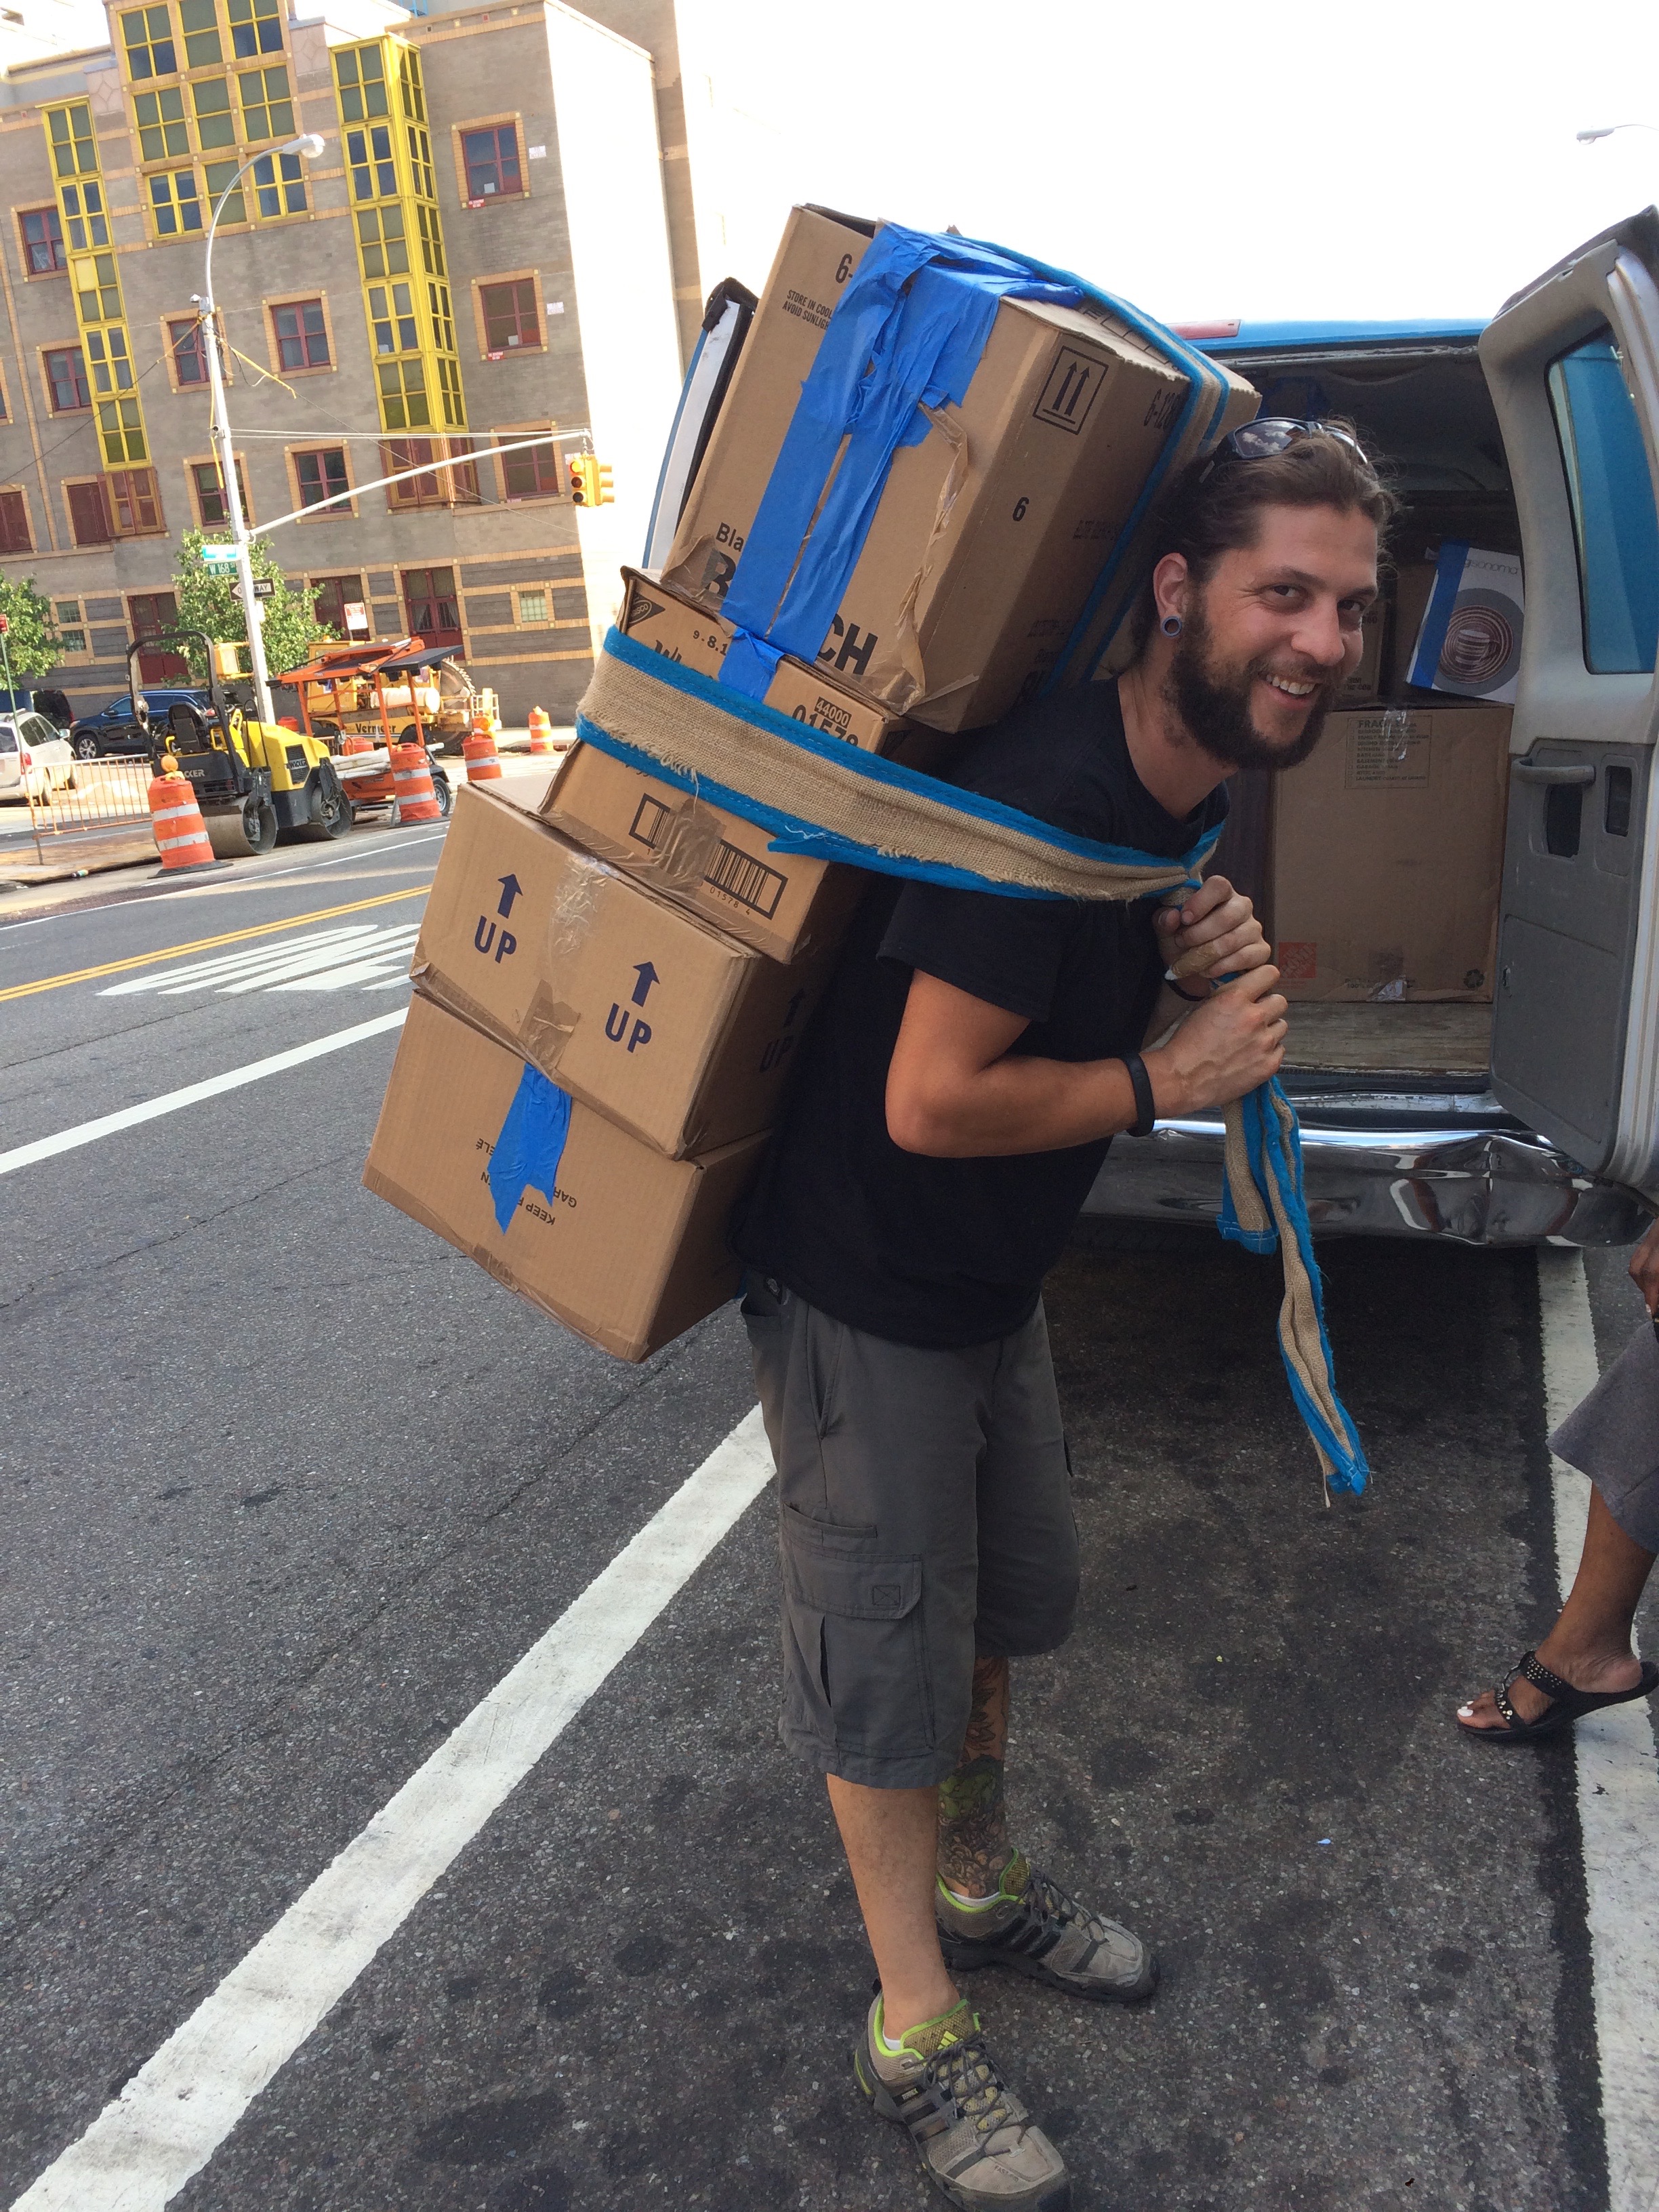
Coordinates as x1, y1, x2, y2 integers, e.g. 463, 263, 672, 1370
191, 131, 324, 725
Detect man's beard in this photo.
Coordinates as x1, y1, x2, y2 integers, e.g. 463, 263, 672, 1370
1166, 601, 1335, 773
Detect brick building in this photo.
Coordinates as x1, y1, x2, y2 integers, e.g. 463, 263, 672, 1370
0, 0, 699, 721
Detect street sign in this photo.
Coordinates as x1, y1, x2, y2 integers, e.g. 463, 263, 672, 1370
252, 578, 274, 599
201, 544, 238, 565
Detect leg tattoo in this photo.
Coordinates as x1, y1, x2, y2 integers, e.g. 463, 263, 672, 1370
937, 1656, 1012, 1896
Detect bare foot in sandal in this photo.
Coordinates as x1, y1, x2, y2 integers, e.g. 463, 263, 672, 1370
1458, 1641, 1649, 1734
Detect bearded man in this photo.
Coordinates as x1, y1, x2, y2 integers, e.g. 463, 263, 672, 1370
733, 422, 1395, 2212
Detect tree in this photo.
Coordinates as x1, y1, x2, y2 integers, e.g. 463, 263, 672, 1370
171, 529, 334, 682
0, 577, 63, 687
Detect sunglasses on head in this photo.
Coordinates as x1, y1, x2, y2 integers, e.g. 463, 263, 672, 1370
1198, 417, 1369, 480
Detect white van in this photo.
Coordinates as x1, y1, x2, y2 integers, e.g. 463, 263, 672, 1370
1082, 208, 1659, 1249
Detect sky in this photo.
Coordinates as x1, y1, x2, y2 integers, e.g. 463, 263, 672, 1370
676, 0, 1659, 328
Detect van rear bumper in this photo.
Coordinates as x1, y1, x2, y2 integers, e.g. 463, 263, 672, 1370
1080, 1111, 1652, 1247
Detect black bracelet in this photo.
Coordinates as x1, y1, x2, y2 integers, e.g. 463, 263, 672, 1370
1166, 975, 1212, 1002
1123, 1052, 1158, 1138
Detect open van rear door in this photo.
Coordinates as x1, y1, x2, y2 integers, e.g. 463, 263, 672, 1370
1479, 208, 1659, 1205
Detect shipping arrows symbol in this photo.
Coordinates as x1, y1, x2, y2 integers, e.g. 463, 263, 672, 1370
783, 990, 806, 1027
497, 874, 523, 920
631, 961, 659, 1007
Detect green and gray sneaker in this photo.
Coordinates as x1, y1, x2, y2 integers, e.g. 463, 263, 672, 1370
936, 1852, 1158, 2003
854, 1993, 1069, 2212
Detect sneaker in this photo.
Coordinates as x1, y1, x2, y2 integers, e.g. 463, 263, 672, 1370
853, 1992, 1070, 2211
936, 1852, 1158, 2003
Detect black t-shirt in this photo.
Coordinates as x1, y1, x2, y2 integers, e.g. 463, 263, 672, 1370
733, 679, 1228, 1349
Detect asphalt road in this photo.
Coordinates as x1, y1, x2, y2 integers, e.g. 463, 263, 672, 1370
2, 800, 1656, 2212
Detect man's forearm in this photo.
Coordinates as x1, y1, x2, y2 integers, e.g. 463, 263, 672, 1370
887, 1048, 1153, 1158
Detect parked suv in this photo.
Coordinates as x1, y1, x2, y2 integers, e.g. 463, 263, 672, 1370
69, 687, 212, 760
1080, 207, 1659, 1248
0, 710, 74, 800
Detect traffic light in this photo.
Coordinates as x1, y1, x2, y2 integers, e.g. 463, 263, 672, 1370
567, 455, 613, 506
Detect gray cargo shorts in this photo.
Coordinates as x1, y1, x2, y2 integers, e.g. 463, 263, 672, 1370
742, 1274, 1080, 1788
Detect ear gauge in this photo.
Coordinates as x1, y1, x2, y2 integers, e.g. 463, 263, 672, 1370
1160, 614, 1183, 637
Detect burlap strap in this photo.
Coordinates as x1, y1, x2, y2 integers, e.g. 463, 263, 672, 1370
577, 638, 1208, 903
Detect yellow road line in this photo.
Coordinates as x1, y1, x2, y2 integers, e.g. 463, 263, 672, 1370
0, 886, 429, 1003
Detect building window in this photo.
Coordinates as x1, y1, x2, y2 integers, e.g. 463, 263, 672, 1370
479, 278, 541, 354
461, 123, 520, 201
85, 328, 135, 397
149, 169, 203, 237
203, 159, 246, 226
238, 63, 292, 142
58, 180, 108, 252
407, 125, 435, 201
134, 85, 188, 159
75, 252, 121, 324
53, 598, 91, 657
403, 566, 460, 647
272, 299, 328, 371
66, 480, 112, 545
109, 468, 165, 536
20, 207, 66, 274
168, 316, 208, 385
48, 104, 98, 180
356, 204, 407, 278
384, 437, 445, 510
180, 0, 220, 66
192, 75, 235, 148
312, 575, 366, 635
97, 396, 148, 467
131, 591, 190, 681
253, 150, 306, 218
227, 0, 281, 56
45, 346, 90, 412
189, 457, 247, 526
294, 447, 348, 511
501, 430, 558, 501
377, 358, 429, 431
334, 43, 388, 121
447, 436, 480, 505
121, 4, 176, 79
367, 281, 417, 356
513, 586, 548, 626
346, 123, 396, 201
0, 491, 31, 554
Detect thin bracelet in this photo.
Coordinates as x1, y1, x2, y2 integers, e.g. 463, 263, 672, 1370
1166, 975, 1212, 1002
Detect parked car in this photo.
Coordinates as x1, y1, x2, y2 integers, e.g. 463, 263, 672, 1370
69, 687, 212, 760
1079, 206, 1659, 1249
0, 710, 75, 800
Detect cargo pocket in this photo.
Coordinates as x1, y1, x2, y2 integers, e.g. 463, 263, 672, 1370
778, 1503, 933, 1759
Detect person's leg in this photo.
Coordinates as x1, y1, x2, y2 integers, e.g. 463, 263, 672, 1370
825, 1778, 957, 2036
1459, 1485, 1655, 1729
937, 1655, 1011, 1899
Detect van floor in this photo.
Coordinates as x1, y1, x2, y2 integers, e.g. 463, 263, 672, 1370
1282, 1000, 1492, 1077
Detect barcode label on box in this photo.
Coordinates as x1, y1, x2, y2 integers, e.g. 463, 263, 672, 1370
628, 794, 787, 920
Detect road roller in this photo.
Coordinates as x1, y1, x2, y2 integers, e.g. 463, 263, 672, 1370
128, 633, 352, 859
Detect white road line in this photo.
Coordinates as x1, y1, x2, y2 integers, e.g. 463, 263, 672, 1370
1538, 1248, 1659, 2212
0, 1008, 407, 1177
7, 1406, 775, 2212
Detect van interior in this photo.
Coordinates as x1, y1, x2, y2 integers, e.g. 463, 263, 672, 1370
1208, 341, 1521, 1106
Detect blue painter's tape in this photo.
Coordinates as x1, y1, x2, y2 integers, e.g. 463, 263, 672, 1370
1406, 541, 1469, 690
488, 1063, 573, 1234
590, 626, 1222, 894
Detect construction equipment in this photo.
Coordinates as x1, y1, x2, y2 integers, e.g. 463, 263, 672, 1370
284, 637, 479, 753
129, 633, 351, 859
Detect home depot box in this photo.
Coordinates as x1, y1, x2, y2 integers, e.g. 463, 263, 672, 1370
365, 994, 763, 1362
663, 205, 1258, 732
413, 783, 830, 1156
541, 741, 863, 964
1271, 705, 1512, 1001
619, 568, 911, 752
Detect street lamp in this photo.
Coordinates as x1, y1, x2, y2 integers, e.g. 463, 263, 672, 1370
190, 130, 326, 723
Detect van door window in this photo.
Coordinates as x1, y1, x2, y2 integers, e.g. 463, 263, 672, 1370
1547, 329, 1659, 673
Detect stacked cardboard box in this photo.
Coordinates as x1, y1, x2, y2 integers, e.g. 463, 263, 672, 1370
365, 783, 836, 1358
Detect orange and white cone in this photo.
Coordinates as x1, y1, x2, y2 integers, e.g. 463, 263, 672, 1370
390, 742, 443, 822
527, 706, 553, 754
463, 724, 503, 783
148, 761, 218, 872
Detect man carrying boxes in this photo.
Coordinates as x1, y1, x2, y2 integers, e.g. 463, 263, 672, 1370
731, 422, 1393, 2210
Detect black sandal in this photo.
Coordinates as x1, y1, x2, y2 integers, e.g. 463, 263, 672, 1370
1457, 1650, 1659, 1744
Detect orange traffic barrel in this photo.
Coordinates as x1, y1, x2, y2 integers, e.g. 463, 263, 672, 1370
527, 706, 553, 754
463, 729, 503, 783
147, 760, 218, 872
390, 741, 443, 822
